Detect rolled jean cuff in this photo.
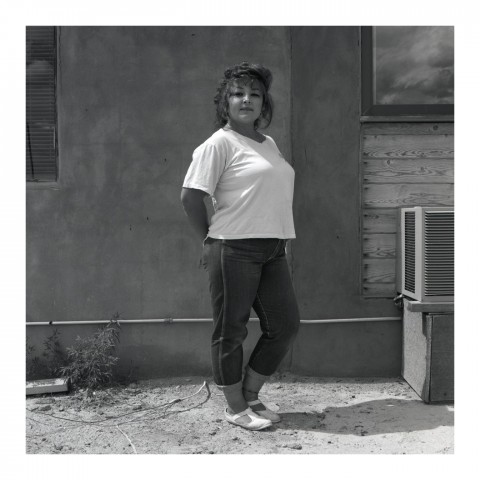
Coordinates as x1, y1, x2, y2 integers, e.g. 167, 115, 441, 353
216, 379, 243, 394
245, 365, 270, 382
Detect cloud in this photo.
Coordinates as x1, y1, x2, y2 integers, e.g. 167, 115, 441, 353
374, 26, 454, 105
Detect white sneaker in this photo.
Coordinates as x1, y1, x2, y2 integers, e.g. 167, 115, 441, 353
225, 407, 273, 430
247, 400, 281, 423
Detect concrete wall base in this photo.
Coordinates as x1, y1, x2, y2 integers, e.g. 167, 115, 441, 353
26, 320, 401, 381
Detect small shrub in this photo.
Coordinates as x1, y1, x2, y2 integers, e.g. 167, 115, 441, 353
26, 330, 65, 380
26, 337, 44, 379
43, 328, 66, 377
59, 317, 121, 390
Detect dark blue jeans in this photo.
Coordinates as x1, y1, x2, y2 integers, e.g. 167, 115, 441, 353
202, 238, 300, 386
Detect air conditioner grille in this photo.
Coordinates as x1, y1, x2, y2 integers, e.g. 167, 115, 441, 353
404, 211, 416, 293
424, 211, 454, 296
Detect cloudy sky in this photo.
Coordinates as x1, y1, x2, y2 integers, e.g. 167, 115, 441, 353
374, 26, 454, 105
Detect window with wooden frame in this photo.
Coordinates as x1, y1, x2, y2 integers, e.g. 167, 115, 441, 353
26, 26, 57, 181
361, 26, 454, 117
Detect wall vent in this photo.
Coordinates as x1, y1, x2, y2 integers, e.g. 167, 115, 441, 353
404, 211, 416, 294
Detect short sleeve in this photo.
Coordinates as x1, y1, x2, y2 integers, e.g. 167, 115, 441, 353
182, 141, 226, 196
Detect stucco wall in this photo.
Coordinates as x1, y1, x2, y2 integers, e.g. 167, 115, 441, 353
26, 27, 402, 378
291, 27, 398, 319
26, 26, 292, 323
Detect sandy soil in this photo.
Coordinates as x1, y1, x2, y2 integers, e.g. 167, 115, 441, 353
26, 373, 454, 454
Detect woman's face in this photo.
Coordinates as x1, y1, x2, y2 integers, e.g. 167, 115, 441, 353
227, 78, 264, 127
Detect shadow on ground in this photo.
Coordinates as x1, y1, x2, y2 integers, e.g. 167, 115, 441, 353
274, 398, 454, 436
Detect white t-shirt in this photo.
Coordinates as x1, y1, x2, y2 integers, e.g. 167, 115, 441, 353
183, 128, 296, 239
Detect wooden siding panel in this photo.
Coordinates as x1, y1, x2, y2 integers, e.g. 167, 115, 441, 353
362, 208, 397, 233
363, 259, 396, 284
363, 135, 453, 159
360, 122, 454, 299
363, 158, 454, 184
363, 123, 454, 135
363, 233, 396, 259
363, 184, 454, 208
362, 282, 396, 297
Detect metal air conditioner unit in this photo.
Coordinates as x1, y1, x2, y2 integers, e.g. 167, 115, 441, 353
398, 206, 454, 302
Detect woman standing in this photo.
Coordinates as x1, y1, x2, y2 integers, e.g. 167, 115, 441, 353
181, 62, 300, 430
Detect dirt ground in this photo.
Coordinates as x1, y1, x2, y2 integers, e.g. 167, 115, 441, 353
26, 373, 454, 454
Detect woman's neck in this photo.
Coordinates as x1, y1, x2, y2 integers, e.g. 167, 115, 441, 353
224, 122, 262, 141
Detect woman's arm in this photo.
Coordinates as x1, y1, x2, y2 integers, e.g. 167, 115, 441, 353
180, 187, 210, 241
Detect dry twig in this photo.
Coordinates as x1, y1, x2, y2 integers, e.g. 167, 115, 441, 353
26, 380, 211, 437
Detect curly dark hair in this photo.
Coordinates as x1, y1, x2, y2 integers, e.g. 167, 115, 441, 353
213, 62, 274, 130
